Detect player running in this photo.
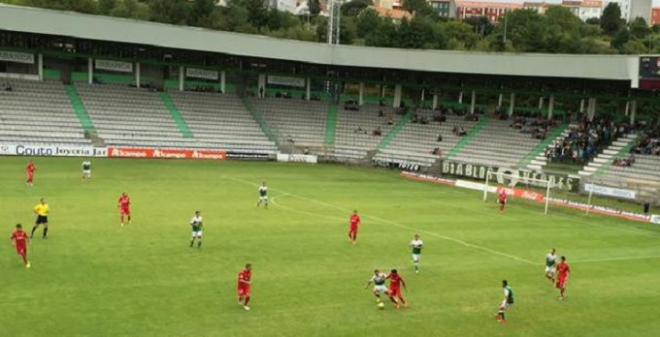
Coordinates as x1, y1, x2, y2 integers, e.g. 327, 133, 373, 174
386, 269, 408, 309
410, 234, 423, 273
348, 210, 361, 245
496, 280, 514, 324
81, 160, 92, 180
545, 248, 558, 283
10, 224, 30, 268
189, 211, 203, 248
256, 182, 268, 208
237, 264, 252, 311
118, 193, 131, 227
556, 256, 571, 300
26, 160, 36, 186
365, 269, 389, 303
498, 186, 508, 212
31, 198, 49, 239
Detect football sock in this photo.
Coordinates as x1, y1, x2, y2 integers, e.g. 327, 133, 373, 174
244, 296, 250, 305
190, 240, 194, 247
43, 227, 48, 238
198, 241, 202, 248
30, 226, 37, 238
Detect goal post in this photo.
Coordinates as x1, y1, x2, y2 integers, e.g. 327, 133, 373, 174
483, 169, 555, 215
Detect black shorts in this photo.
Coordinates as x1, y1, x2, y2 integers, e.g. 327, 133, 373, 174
35, 215, 48, 225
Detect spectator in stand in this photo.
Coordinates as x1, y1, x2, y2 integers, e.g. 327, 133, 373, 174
437, 134, 443, 142
373, 127, 382, 136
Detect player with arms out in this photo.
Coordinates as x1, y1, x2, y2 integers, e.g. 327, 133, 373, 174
10, 224, 31, 268
498, 186, 508, 212
545, 248, 558, 283
118, 193, 131, 227
189, 211, 203, 248
496, 280, 514, 324
81, 160, 92, 181
365, 269, 389, 304
348, 210, 361, 245
386, 269, 408, 309
237, 263, 252, 311
410, 234, 423, 273
556, 256, 571, 300
26, 160, 36, 186
256, 182, 268, 208
31, 198, 49, 239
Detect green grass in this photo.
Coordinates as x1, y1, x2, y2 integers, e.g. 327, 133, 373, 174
1, 157, 659, 337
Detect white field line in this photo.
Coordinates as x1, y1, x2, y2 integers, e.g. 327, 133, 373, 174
227, 176, 660, 265
227, 176, 535, 265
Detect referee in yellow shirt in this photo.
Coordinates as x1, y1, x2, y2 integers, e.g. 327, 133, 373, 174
31, 198, 50, 239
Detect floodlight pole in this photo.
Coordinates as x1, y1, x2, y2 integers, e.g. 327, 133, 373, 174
327, 0, 341, 45
483, 169, 491, 202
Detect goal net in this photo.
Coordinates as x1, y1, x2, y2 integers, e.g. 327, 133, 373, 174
482, 169, 558, 215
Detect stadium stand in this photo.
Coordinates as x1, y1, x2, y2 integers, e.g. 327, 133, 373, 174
578, 133, 638, 177
249, 97, 327, 149
0, 79, 91, 145
167, 91, 277, 154
334, 104, 400, 160
373, 109, 478, 168
451, 118, 556, 168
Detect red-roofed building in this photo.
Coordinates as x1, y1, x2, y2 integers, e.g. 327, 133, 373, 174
652, 8, 660, 26
455, 1, 523, 23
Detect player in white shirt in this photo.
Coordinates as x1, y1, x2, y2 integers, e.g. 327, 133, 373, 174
257, 182, 268, 208
545, 248, 558, 282
189, 210, 203, 248
81, 160, 92, 180
365, 269, 389, 303
410, 234, 423, 273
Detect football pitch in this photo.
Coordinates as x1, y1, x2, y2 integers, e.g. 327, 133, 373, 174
2, 157, 660, 337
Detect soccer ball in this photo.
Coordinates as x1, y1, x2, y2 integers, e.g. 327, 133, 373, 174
378, 302, 385, 310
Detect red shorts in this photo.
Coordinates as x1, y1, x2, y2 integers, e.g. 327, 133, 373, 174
27, 174, 34, 182
499, 199, 506, 205
120, 208, 131, 216
556, 276, 568, 289
390, 287, 402, 298
238, 286, 251, 297
349, 225, 358, 233
16, 244, 26, 255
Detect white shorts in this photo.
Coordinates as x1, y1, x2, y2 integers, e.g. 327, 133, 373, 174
260, 196, 268, 201
83, 170, 91, 177
500, 300, 513, 311
373, 285, 388, 295
412, 254, 421, 262
545, 266, 556, 275
192, 230, 203, 238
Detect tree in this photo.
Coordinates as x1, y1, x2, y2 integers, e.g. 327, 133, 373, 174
601, 2, 622, 35
464, 16, 494, 37
111, 0, 149, 20
98, 0, 117, 15
189, 0, 216, 27
441, 20, 480, 50
611, 27, 630, 50
356, 8, 381, 38
308, 0, 320, 16
240, 0, 269, 30
629, 17, 651, 39
341, 0, 372, 17
365, 19, 397, 47
401, 0, 434, 17
148, 0, 190, 25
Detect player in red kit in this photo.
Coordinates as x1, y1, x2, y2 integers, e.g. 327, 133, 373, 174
237, 263, 252, 311
26, 161, 36, 186
556, 256, 571, 300
118, 193, 131, 227
10, 224, 30, 268
498, 186, 508, 212
348, 210, 361, 245
386, 269, 408, 309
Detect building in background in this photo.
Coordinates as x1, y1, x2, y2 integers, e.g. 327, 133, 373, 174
629, 0, 652, 23
577, 0, 603, 21
428, 0, 456, 18
652, 7, 660, 26
523, 1, 553, 14
455, 1, 523, 22
604, 0, 630, 20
